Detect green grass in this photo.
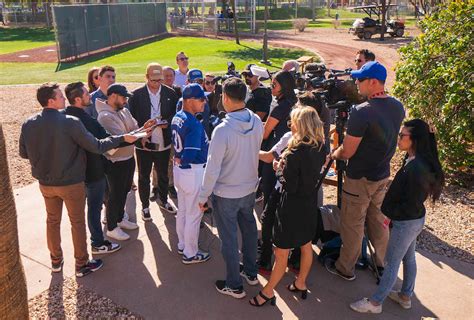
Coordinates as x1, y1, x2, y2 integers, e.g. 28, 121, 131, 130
0, 36, 313, 85
0, 27, 55, 54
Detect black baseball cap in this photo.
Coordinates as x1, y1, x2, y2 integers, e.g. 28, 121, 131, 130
107, 84, 132, 98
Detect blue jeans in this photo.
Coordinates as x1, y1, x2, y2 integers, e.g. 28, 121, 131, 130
372, 216, 425, 303
211, 192, 258, 289
85, 178, 106, 247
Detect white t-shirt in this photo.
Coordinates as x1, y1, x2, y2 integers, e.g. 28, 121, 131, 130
271, 131, 292, 190
174, 69, 188, 89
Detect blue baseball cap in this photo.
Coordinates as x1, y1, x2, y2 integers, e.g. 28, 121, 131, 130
187, 68, 204, 81
351, 61, 387, 82
182, 83, 206, 100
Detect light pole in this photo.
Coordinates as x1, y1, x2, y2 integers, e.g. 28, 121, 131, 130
260, 0, 271, 65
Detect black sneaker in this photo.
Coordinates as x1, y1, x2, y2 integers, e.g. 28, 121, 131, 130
159, 201, 177, 214
76, 259, 104, 278
239, 264, 259, 285
91, 240, 121, 255
325, 259, 356, 281
355, 258, 369, 270
142, 208, 152, 222
51, 259, 64, 273
149, 188, 158, 202
215, 280, 246, 299
168, 186, 178, 199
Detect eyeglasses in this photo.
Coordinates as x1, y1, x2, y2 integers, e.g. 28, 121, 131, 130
357, 78, 369, 83
398, 132, 411, 138
178, 57, 189, 61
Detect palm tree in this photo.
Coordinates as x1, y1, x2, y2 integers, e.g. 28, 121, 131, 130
0, 124, 28, 319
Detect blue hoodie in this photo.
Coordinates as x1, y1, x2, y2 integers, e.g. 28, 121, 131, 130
199, 108, 263, 202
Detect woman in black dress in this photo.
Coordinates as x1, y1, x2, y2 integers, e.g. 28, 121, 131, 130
261, 71, 298, 207
250, 106, 327, 307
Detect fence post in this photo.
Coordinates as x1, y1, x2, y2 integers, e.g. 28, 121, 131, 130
126, 4, 131, 43
107, 4, 113, 49
84, 7, 90, 57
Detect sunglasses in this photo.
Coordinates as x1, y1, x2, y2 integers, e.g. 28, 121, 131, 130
93, 75, 99, 80
398, 132, 411, 138
205, 80, 216, 85
178, 57, 189, 61
357, 77, 369, 83
355, 59, 363, 63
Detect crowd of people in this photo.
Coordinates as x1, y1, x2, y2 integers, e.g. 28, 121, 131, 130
19, 49, 444, 314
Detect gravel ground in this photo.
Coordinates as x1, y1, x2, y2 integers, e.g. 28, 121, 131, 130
28, 277, 143, 319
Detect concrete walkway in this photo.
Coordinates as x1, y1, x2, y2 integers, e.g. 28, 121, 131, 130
15, 181, 473, 319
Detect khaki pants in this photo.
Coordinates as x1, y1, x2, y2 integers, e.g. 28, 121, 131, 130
335, 176, 389, 276
39, 182, 89, 269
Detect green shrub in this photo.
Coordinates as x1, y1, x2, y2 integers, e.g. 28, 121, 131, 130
393, 1, 473, 173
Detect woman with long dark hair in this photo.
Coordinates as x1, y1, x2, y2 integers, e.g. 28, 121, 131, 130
257, 71, 298, 272
260, 71, 297, 204
87, 67, 100, 93
350, 118, 445, 314
250, 107, 327, 307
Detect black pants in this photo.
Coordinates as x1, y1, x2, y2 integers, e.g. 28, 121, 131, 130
261, 162, 277, 208
136, 148, 170, 208
260, 188, 281, 265
105, 157, 135, 231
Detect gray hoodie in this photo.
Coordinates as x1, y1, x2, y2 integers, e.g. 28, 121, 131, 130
96, 98, 138, 162
199, 108, 263, 203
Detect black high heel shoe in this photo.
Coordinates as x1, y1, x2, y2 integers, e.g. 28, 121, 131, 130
249, 291, 277, 307
287, 281, 308, 299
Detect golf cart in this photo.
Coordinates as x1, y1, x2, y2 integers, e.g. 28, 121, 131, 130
349, 4, 405, 40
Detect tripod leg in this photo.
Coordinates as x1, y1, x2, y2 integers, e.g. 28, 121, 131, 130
365, 228, 381, 284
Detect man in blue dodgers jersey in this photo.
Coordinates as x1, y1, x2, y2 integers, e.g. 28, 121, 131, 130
171, 83, 211, 264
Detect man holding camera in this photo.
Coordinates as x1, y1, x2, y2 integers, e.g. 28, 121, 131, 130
325, 62, 405, 281
355, 49, 375, 70
242, 64, 272, 121
129, 63, 179, 220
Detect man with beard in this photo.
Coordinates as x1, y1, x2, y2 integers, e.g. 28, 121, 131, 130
242, 64, 272, 121
97, 84, 150, 241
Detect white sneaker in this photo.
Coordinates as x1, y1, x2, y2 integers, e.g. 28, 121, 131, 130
388, 291, 412, 309
350, 298, 382, 314
106, 227, 130, 241
118, 219, 138, 230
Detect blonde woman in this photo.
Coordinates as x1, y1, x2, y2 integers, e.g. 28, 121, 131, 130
250, 106, 327, 307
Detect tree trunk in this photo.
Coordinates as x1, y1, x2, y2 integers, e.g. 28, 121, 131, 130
231, 0, 240, 44
380, 0, 386, 41
311, 0, 315, 21
0, 124, 29, 319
